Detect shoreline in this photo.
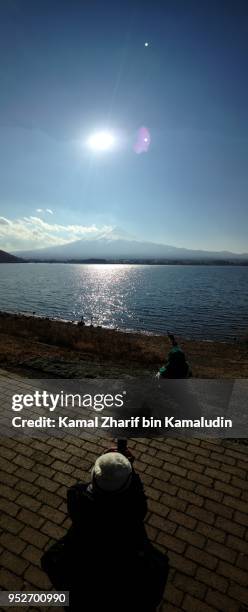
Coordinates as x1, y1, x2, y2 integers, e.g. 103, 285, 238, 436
0, 311, 247, 379
0, 309, 244, 344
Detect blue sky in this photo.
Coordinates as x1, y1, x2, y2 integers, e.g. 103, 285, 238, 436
0, 0, 248, 253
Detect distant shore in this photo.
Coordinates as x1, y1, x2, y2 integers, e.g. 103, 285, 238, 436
0, 311, 247, 379
1, 259, 248, 265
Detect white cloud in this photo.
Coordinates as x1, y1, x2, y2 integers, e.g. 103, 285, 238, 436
36, 208, 54, 215
0, 215, 116, 252
0, 217, 11, 226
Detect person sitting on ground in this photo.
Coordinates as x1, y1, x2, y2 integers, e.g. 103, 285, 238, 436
41, 450, 169, 612
159, 333, 192, 379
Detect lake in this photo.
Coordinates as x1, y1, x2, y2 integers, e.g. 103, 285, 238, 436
0, 263, 247, 340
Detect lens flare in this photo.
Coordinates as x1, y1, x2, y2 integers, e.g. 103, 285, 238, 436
134, 126, 151, 154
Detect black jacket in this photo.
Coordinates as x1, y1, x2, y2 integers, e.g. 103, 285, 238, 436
67, 471, 148, 552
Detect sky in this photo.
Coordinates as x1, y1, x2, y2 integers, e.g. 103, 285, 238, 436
0, 0, 248, 254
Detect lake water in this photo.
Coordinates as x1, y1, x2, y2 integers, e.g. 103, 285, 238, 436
0, 263, 247, 340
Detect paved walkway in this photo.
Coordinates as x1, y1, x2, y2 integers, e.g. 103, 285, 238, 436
0, 369, 247, 611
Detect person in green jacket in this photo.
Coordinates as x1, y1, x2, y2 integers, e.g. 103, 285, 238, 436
159, 332, 192, 379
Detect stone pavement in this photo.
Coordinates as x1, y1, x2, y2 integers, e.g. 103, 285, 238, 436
0, 369, 248, 612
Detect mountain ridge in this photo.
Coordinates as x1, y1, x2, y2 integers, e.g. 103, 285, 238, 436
13, 237, 248, 261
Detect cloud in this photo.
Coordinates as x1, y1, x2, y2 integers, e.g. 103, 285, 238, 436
0, 217, 11, 226
36, 208, 54, 215
0, 215, 116, 252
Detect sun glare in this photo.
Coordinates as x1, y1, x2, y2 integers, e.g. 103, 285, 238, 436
87, 130, 115, 152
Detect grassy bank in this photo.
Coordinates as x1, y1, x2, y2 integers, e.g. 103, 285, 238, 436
0, 311, 247, 378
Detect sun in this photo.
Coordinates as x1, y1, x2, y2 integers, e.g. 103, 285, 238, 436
87, 130, 115, 152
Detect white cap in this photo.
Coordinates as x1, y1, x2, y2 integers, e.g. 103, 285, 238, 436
92, 452, 132, 493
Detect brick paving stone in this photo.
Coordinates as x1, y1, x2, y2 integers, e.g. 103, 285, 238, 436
169, 552, 197, 576
226, 534, 248, 554
0, 497, 20, 517
0, 514, 24, 535
205, 540, 237, 564
179, 459, 203, 473
236, 553, 248, 571
241, 490, 248, 502
157, 449, 181, 464
148, 499, 170, 518
146, 465, 170, 480
177, 488, 204, 507
35, 475, 60, 493
22, 544, 43, 567
173, 572, 207, 599
15, 481, 40, 498
164, 581, 184, 607
152, 479, 178, 495
143, 484, 161, 501
231, 476, 248, 490
13, 455, 35, 470
166, 439, 188, 450
221, 463, 246, 479
196, 566, 228, 593
186, 505, 215, 525
187, 445, 210, 458
187, 471, 213, 487
0, 533, 26, 555
0, 484, 19, 501
206, 589, 240, 612
23, 566, 51, 590
149, 513, 177, 534
204, 499, 234, 519
160, 492, 187, 512
168, 509, 197, 530
185, 546, 218, 570
0, 550, 28, 576
19, 526, 49, 550
157, 532, 186, 554
194, 484, 223, 502
170, 474, 196, 491
210, 451, 236, 466
0, 470, 18, 487
218, 560, 248, 587
228, 585, 248, 606
234, 510, 248, 527
176, 526, 206, 549
40, 520, 66, 540
15, 467, 37, 483
163, 462, 188, 478
223, 495, 248, 514
146, 524, 158, 541
0, 457, 18, 474
158, 603, 181, 612
36, 490, 63, 508
38, 504, 66, 524
196, 522, 226, 544
33, 463, 56, 479
215, 516, 245, 538
205, 467, 230, 482
15, 494, 41, 513
0, 568, 24, 590
17, 509, 44, 530
182, 593, 217, 612
214, 481, 241, 498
